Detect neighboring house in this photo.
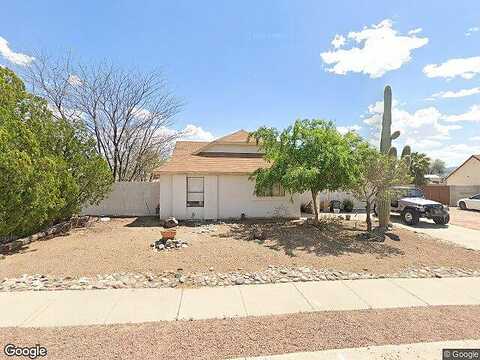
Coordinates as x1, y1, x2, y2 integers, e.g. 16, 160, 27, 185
445, 155, 480, 186
152, 130, 302, 220
424, 174, 442, 184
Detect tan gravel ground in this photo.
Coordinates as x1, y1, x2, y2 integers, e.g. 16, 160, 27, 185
449, 207, 480, 230
2, 217, 480, 278
0, 306, 479, 359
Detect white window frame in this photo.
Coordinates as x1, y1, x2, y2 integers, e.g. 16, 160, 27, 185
186, 176, 204, 207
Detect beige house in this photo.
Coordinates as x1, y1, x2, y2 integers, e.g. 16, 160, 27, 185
445, 155, 480, 186
153, 130, 302, 220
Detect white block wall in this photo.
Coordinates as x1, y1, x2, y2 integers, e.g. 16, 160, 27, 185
81, 182, 160, 216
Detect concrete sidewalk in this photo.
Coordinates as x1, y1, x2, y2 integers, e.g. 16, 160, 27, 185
1, 277, 480, 328
230, 339, 480, 360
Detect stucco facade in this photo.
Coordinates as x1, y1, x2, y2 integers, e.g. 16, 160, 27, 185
159, 174, 301, 220
446, 156, 480, 186
156, 130, 302, 220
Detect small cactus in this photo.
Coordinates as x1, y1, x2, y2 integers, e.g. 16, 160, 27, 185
377, 85, 410, 231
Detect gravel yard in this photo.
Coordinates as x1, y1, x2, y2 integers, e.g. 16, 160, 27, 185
1, 306, 479, 360
449, 207, 480, 230
2, 217, 480, 282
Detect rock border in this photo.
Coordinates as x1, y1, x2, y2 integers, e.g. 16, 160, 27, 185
1, 265, 479, 292
0, 216, 95, 254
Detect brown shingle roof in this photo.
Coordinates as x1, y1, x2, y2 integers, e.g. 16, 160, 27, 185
215, 129, 253, 143
153, 138, 268, 176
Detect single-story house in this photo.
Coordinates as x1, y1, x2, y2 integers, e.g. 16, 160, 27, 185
424, 174, 442, 184
445, 155, 480, 186
152, 130, 302, 220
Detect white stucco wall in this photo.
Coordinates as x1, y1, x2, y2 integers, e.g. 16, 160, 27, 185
218, 175, 301, 219
446, 157, 480, 186
159, 174, 301, 220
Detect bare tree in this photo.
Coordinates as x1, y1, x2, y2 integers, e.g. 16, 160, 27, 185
24, 54, 183, 181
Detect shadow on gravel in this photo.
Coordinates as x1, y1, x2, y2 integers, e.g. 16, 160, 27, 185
125, 217, 162, 228
216, 219, 404, 258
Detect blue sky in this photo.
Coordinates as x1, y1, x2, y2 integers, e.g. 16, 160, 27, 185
1, 0, 479, 165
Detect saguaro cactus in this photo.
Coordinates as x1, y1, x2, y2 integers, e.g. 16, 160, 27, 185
377, 86, 410, 232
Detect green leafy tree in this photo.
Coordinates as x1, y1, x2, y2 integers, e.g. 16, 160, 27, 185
409, 152, 431, 186
250, 119, 361, 222
0, 67, 112, 237
351, 144, 411, 232
429, 159, 446, 176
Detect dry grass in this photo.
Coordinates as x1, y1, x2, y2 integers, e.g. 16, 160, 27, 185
1, 216, 480, 278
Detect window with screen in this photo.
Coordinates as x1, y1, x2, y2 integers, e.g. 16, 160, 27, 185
256, 183, 286, 197
187, 177, 204, 207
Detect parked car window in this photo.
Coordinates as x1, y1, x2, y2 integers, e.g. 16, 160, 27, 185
186, 177, 204, 207
407, 188, 424, 198
471, 194, 480, 200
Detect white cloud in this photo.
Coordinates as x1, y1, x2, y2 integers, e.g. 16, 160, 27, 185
68, 74, 82, 86
430, 143, 480, 166
363, 99, 462, 157
466, 27, 479, 36
320, 19, 428, 78
337, 124, 361, 134
155, 124, 214, 142
446, 105, 480, 123
430, 87, 480, 99
331, 34, 346, 49
423, 56, 480, 80
181, 124, 215, 141
0, 36, 34, 66
408, 28, 423, 35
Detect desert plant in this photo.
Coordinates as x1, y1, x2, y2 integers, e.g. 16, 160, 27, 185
250, 119, 361, 223
351, 143, 411, 232
410, 152, 431, 185
342, 199, 354, 212
376, 86, 411, 233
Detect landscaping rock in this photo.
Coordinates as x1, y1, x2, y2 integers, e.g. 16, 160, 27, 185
235, 277, 245, 285
250, 226, 266, 241
163, 217, 178, 229
1, 266, 479, 292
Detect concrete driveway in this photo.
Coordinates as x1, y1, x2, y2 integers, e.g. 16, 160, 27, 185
449, 207, 480, 230
392, 214, 480, 251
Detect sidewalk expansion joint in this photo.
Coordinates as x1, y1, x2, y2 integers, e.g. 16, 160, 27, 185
175, 288, 184, 320
292, 283, 315, 311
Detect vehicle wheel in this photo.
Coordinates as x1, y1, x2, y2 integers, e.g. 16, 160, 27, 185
459, 201, 467, 210
401, 208, 420, 226
433, 214, 450, 225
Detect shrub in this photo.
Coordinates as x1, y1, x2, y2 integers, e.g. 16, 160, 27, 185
342, 199, 354, 213
0, 67, 112, 237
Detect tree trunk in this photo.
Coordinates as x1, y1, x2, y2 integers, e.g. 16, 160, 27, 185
377, 190, 390, 228
311, 190, 319, 223
375, 190, 389, 241
365, 201, 372, 232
